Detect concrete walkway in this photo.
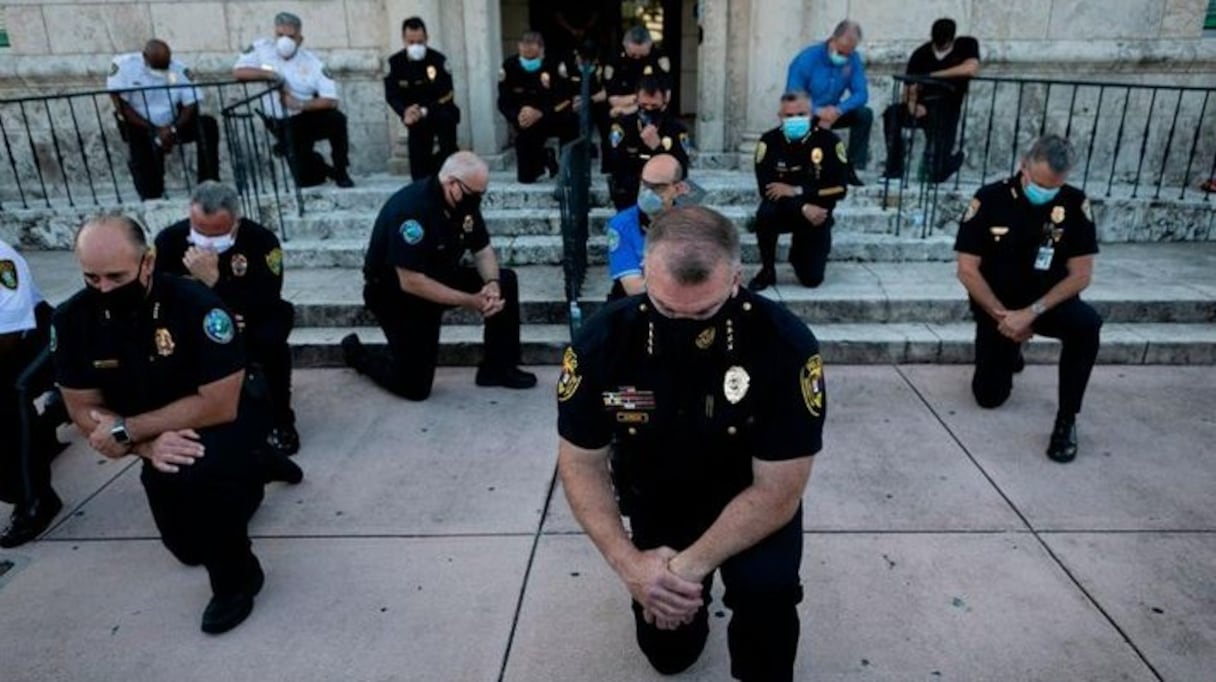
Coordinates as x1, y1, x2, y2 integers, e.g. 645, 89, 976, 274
1, 365, 1214, 681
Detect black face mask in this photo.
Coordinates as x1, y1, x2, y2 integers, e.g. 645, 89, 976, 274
650, 294, 740, 356
456, 190, 483, 218
639, 107, 664, 127
86, 256, 149, 317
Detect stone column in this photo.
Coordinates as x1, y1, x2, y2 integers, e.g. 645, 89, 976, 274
696, 0, 729, 153
737, 0, 807, 153
459, 0, 505, 157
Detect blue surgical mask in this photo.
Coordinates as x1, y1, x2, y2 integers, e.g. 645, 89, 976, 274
637, 187, 665, 216
782, 116, 811, 141
828, 50, 849, 67
1023, 181, 1060, 206
519, 56, 542, 73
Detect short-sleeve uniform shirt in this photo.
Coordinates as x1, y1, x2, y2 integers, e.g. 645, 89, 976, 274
106, 53, 202, 126
0, 239, 42, 335
606, 206, 647, 282
234, 38, 339, 119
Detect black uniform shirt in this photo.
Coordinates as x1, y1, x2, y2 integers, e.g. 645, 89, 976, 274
754, 125, 849, 211
154, 218, 284, 321
604, 48, 672, 98
384, 47, 460, 125
497, 55, 572, 123
954, 173, 1098, 310
555, 52, 604, 107
364, 176, 490, 285
609, 111, 690, 176
905, 36, 980, 106
557, 291, 826, 523
52, 275, 244, 418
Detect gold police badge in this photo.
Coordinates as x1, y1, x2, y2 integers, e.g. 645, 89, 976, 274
427, 65, 437, 81
557, 347, 582, 402
231, 253, 248, 277
154, 328, 176, 357
540, 72, 551, 88
811, 147, 824, 165
695, 327, 716, 350
1051, 206, 1065, 224
723, 366, 750, 404
463, 215, 475, 233
989, 226, 1010, 242
800, 354, 824, 416
662, 136, 673, 150
643, 65, 654, 75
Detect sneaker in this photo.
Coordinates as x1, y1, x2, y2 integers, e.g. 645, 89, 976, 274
201, 558, 264, 635
267, 424, 300, 457
340, 333, 363, 369
1046, 416, 1078, 463
0, 489, 63, 548
475, 366, 538, 389
747, 268, 776, 292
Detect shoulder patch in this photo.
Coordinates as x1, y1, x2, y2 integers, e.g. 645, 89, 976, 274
265, 247, 283, 276
679, 132, 690, 151
400, 219, 425, 245
0, 259, 17, 290
203, 308, 236, 345
498, 68, 506, 82
963, 198, 980, 223
606, 226, 622, 252
835, 140, 848, 164
658, 56, 671, 73
109, 62, 120, 77
558, 62, 568, 79
610, 123, 624, 148
755, 141, 767, 164
1081, 198, 1093, 222
800, 353, 824, 417
183, 68, 196, 82
603, 65, 614, 81
242, 43, 255, 54
556, 347, 583, 402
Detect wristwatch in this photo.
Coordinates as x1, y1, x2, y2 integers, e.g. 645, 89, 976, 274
1031, 300, 1047, 316
110, 417, 133, 446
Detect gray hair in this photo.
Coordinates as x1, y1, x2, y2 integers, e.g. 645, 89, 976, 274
645, 206, 741, 284
624, 26, 653, 46
832, 20, 862, 42
190, 181, 242, 218
274, 12, 302, 31
1025, 134, 1076, 174
438, 151, 489, 183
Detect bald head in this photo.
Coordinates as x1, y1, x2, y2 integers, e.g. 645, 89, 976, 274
143, 39, 171, 71
641, 154, 683, 185
75, 214, 153, 293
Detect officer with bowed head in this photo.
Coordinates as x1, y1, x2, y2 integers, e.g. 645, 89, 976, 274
605, 153, 688, 299
606, 75, 690, 210
497, 30, 577, 184
233, 11, 354, 188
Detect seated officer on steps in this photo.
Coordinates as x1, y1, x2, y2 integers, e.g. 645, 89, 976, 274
343, 151, 537, 399
558, 206, 824, 681
748, 91, 848, 292
233, 12, 354, 189
53, 214, 271, 634
497, 31, 577, 184
954, 134, 1102, 463
606, 75, 690, 211
106, 39, 219, 200
385, 16, 460, 181
606, 154, 688, 300
154, 181, 301, 460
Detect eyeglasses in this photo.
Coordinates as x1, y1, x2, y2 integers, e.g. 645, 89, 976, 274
640, 180, 673, 193
454, 178, 485, 198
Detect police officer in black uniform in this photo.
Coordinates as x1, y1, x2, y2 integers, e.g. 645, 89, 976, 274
497, 31, 577, 184
606, 75, 690, 210
954, 135, 1102, 463
342, 152, 537, 399
748, 92, 849, 291
154, 181, 301, 460
604, 25, 672, 121
556, 42, 611, 173
558, 206, 824, 681
52, 214, 269, 634
385, 16, 460, 181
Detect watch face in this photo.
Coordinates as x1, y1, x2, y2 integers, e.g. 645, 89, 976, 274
112, 424, 131, 444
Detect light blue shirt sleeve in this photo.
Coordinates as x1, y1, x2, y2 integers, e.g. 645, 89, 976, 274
607, 209, 644, 281
837, 52, 869, 113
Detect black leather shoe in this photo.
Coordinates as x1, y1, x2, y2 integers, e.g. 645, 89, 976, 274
201, 559, 264, 635
332, 168, 355, 188
340, 333, 363, 369
0, 490, 63, 548
267, 424, 300, 457
1046, 417, 1078, 463
846, 167, 865, 186
261, 451, 304, 485
1013, 347, 1026, 374
475, 366, 538, 389
747, 268, 776, 292
545, 148, 560, 178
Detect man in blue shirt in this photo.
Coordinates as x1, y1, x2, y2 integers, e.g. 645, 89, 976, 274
786, 20, 870, 186
605, 154, 688, 299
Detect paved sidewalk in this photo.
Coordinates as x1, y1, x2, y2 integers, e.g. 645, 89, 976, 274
1, 365, 1214, 681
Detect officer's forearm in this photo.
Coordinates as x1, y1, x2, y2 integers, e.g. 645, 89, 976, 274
126, 371, 243, 443
957, 259, 1006, 319
233, 67, 277, 82
1035, 257, 1094, 313
473, 248, 500, 284
558, 441, 638, 573
398, 269, 475, 308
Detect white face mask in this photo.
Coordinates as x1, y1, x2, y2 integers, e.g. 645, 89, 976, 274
275, 35, 299, 59
933, 44, 953, 60
406, 43, 427, 61
188, 227, 236, 254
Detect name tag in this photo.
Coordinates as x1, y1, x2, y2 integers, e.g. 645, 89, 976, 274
92, 359, 120, 369
1035, 246, 1055, 271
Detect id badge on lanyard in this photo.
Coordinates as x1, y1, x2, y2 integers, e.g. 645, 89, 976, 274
1035, 222, 1055, 271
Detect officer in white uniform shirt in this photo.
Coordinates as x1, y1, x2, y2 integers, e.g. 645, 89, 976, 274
1, 239, 68, 548
233, 11, 354, 188
107, 39, 220, 200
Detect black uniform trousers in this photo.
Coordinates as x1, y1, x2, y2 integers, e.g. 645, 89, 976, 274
971, 297, 1102, 417
882, 100, 962, 181
513, 114, 577, 183
265, 109, 351, 187
0, 303, 57, 506
755, 199, 833, 288
406, 118, 458, 181
828, 107, 873, 171
125, 115, 220, 200
629, 507, 805, 682
140, 421, 263, 598
360, 267, 523, 400
244, 300, 296, 428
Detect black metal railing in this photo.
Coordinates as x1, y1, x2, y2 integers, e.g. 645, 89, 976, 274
0, 80, 298, 238
560, 63, 595, 337
881, 74, 1216, 237
219, 85, 304, 240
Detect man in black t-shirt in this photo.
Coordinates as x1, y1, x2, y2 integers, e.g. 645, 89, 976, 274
558, 206, 824, 680
342, 152, 536, 399
882, 18, 979, 182
954, 135, 1101, 464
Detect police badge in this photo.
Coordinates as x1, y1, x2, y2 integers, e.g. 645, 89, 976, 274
724, 366, 750, 404
231, 253, 248, 277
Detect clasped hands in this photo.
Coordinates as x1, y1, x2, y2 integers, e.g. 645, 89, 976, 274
994, 307, 1036, 342
622, 547, 707, 631
466, 280, 504, 318
87, 410, 205, 474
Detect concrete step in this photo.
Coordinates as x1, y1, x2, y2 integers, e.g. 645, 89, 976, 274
280, 233, 961, 268
290, 322, 1216, 368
